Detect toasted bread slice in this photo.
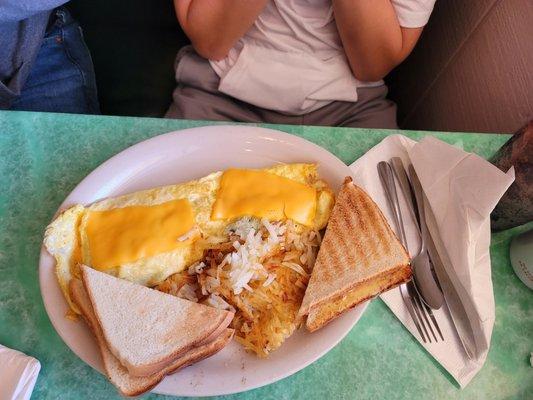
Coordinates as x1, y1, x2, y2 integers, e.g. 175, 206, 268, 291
306, 264, 411, 331
81, 265, 234, 377
299, 177, 411, 331
70, 279, 234, 397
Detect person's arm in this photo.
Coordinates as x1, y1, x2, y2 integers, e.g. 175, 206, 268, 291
174, 0, 268, 61
332, 0, 423, 82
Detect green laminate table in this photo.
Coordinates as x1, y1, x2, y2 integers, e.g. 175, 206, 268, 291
1, 110, 532, 400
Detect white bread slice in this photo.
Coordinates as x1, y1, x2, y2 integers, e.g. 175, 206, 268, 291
81, 265, 234, 377
196, 310, 234, 347
70, 279, 234, 396
299, 178, 411, 331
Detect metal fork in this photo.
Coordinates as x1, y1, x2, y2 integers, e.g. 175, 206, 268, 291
378, 161, 443, 343
391, 158, 444, 311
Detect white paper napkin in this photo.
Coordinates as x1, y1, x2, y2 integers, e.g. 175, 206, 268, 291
0, 345, 41, 400
350, 134, 514, 387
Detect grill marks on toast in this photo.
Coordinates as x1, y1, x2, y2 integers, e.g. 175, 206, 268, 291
350, 189, 373, 269
335, 199, 360, 269
356, 187, 392, 261
298, 178, 411, 330
364, 190, 393, 257
318, 185, 362, 283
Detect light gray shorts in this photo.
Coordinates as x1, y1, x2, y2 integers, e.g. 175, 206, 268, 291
166, 46, 398, 129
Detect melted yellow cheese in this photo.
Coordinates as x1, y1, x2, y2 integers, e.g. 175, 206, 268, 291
86, 199, 195, 270
211, 169, 317, 226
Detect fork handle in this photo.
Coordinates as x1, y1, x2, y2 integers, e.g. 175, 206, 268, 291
377, 161, 408, 250
408, 164, 428, 253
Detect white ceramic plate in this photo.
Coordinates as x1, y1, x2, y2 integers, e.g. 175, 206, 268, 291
39, 125, 368, 396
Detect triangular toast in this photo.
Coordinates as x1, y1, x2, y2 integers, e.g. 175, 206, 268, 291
81, 265, 234, 377
70, 279, 234, 396
299, 178, 411, 331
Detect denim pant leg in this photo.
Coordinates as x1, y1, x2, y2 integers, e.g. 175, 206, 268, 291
11, 8, 100, 114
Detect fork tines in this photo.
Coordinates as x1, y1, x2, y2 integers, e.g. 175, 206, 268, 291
406, 281, 444, 343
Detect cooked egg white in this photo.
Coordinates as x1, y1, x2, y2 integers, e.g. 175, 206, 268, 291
44, 163, 334, 314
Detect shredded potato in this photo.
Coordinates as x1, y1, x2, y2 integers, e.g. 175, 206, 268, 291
156, 217, 321, 357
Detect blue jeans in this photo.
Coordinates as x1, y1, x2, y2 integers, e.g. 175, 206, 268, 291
11, 8, 100, 114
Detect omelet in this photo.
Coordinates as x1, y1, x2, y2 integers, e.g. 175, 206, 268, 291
44, 163, 334, 314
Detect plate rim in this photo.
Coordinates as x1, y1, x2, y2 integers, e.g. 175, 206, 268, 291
38, 125, 368, 396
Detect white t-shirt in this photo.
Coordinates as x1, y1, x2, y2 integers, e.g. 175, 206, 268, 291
210, 0, 436, 115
